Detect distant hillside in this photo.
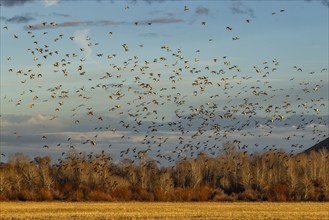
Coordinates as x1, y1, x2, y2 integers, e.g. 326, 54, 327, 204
303, 137, 329, 154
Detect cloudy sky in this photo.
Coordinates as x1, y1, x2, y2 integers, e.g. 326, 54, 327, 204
0, 0, 328, 164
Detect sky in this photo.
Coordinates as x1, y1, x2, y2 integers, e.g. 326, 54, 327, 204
0, 0, 328, 164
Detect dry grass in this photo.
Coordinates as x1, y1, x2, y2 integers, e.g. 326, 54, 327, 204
0, 202, 328, 219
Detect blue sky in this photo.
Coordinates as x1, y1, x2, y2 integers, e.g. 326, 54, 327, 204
0, 0, 328, 163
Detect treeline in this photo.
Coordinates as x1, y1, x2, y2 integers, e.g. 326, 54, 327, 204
1, 143, 328, 202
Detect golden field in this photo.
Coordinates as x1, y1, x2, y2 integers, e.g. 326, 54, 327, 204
0, 202, 328, 220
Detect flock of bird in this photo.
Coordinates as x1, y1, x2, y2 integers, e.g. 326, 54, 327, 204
1, 5, 328, 164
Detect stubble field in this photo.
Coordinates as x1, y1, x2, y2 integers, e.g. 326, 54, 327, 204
0, 202, 328, 220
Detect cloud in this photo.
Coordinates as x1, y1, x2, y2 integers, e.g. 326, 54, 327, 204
320, 0, 329, 7
0, 0, 181, 8
133, 17, 184, 26
0, 0, 59, 7
25, 17, 183, 30
1, 112, 328, 164
230, 1, 255, 18
0, 12, 69, 25
25, 19, 128, 30
148, 10, 175, 17
140, 17, 183, 24
139, 33, 159, 38
1, 15, 35, 23
305, 0, 329, 7
73, 29, 92, 60
1, 115, 327, 164
61, 21, 82, 27
195, 6, 209, 15
130, 0, 169, 4
0, 114, 68, 133
139, 32, 170, 38
0, 0, 35, 7
42, 0, 59, 7
51, 12, 70, 17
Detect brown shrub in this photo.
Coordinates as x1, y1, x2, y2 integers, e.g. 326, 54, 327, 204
170, 188, 192, 201
67, 190, 85, 201
132, 186, 154, 201
153, 187, 170, 201
39, 188, 53, 201
269, 184, 288, 201
17, 190, 37, 201
51, 189, 64, 200
111, 187, 132, 201
0, 193, 9, 201
237, 188, 259, 201
88, 190, 113, 201
191, 186, 212, 201
212, 189, 233, 201
62, 182, 74, 192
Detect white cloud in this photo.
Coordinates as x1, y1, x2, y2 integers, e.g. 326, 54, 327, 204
1, 112, 328, 164
42, 0, 59, 7
73, 29, 92, 60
